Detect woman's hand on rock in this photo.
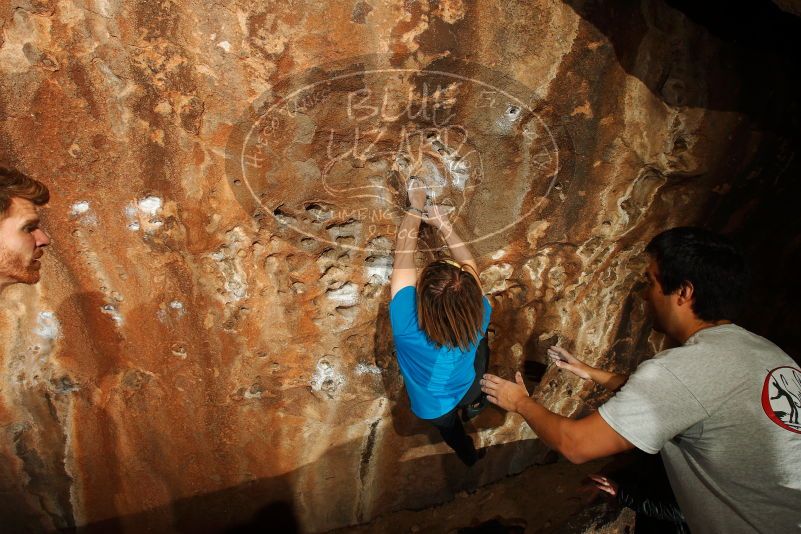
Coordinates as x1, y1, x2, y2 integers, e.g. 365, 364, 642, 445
422, 205, 453, 230
408, 177, 427, 210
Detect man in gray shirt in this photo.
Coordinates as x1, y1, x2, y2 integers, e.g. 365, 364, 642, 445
481, 227, 801, 533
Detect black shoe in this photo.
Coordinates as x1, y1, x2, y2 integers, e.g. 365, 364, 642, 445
461, 395, 488, 421
462, 447, 487, 467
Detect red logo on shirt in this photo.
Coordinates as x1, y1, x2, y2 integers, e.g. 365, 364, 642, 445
761, 366, 801, 434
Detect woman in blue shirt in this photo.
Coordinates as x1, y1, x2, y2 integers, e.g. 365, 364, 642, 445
389, 178, 492, 466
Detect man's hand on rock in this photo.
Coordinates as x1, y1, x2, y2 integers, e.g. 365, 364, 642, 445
548, 345, 592, 380
480, 372, 530, 413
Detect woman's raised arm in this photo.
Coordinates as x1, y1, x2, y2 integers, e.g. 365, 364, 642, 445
423, 205, 481, 286
390, 178, 426, 298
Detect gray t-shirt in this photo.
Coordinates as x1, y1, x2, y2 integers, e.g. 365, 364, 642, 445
599, 324, 801, 533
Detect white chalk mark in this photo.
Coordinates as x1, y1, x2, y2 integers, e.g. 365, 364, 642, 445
243, 389, 261, 400
137, 196, 162, 216
209, 227, 249, 303
101, 304, 124, 326
327, 282, 359, 306
505, 105, 521, 121
310, 358, 345, 395
167, 300, 186, 318
355, 363, 381, 376
480, 263, 514, 294
70, 201, 98, 226
71, 201, 90, 216
33, 311, 60, 340
365, 256, 392, 285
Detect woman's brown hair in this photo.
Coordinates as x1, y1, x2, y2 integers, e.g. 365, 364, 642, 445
417, 259, 484, 350
0, 167, 49, 215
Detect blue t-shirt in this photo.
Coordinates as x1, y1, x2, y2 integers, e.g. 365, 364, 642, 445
389, 285, 492, 419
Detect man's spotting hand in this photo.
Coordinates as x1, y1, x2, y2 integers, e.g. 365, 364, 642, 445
548, 346, 591, 380
481, 372, 530, 412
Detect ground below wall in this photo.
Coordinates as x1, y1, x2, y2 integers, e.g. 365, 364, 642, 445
337, 457, 634, 534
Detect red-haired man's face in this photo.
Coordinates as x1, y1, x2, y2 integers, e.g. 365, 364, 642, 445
0, 197, 50, 286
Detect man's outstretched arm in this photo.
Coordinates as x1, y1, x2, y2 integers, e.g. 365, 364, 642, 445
481, 372, 634, 464
548, 346, 628, 392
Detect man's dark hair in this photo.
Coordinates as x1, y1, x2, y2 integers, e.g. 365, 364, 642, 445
645, 227, 750, 322
0, 167, 50, 215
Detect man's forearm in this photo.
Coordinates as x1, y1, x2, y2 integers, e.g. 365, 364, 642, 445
482, 373, 635, 464
514, 396, 581, 462
586, 367, 628, 392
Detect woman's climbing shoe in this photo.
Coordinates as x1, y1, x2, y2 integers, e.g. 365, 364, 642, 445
461, 394, 489, 421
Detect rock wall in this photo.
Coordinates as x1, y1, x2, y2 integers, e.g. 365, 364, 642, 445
1, 0, 799, 531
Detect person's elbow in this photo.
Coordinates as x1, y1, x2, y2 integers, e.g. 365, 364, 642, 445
558, 417, 633, 464
561, 448, 593, 465
558, 427, 597, 465
559, 440, 592, 464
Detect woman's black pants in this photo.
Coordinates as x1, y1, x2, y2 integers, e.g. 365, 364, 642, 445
422, 336, 489, 466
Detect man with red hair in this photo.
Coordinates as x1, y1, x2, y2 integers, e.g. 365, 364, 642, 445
0, 167, 51, 291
